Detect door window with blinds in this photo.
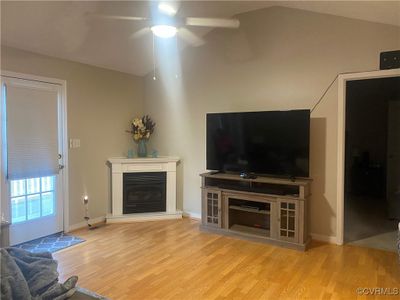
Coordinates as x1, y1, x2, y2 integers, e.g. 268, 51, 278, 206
6, 83, 59, 180
5, 82, 60, 224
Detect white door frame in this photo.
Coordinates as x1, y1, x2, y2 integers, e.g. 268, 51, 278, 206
336, 68, 400, 245
0, 70, 69, 233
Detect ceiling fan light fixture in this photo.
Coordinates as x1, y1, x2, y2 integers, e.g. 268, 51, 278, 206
151, 25, 177, 38
158, 3, 177, 16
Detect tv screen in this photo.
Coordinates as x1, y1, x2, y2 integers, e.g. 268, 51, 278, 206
206, 110, 310, 177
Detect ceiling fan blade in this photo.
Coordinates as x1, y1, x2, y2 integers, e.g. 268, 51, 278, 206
90, 14, 148, 21
186, 17, 240, 29
178, 28, 205, 47
130, 27, 151, 40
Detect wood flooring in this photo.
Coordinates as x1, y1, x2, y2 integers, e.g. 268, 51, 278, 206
54, 218, 400, 299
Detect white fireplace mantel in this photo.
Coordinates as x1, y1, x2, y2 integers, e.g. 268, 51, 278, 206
107, 156, 182, 223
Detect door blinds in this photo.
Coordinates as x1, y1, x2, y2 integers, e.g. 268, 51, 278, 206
5, 80, 59, 180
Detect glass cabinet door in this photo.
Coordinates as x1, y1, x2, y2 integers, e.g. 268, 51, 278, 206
206, 190, 221, 227
278, 200, 298, 242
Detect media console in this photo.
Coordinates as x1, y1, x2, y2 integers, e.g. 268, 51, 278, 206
200, 172, 312, 251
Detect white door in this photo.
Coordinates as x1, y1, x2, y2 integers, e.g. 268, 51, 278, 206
387, 100, 400, 220
1, 75, 66, 245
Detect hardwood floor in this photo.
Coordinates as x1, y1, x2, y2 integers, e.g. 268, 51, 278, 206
54, 218, 400, 300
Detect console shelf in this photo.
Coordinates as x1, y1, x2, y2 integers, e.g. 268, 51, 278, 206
200, 172, 311, 251
229, 205, 270, 215
230, 224, 270, 237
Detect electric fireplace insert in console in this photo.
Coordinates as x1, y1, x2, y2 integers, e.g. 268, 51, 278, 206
123, 172, 166, 214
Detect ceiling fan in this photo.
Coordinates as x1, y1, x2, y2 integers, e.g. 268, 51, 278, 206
91, 1, 240, 47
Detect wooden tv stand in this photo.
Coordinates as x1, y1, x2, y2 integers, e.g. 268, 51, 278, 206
200, 172, 311, 251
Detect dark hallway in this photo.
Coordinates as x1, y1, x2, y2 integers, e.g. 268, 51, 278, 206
344, 76, 400, 252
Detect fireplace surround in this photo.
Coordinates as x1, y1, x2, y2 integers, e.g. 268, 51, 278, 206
107, 157, 181, 222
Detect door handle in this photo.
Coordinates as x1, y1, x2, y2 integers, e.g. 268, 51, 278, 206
59, 164, 65, 170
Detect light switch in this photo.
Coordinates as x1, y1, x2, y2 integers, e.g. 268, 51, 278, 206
69, 138, 81, 148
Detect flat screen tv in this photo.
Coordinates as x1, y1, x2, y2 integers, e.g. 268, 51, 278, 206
206, 109, 310, 178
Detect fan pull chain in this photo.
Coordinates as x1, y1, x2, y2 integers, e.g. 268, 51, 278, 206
175, 36, 179, 79
152, 33, 156, 80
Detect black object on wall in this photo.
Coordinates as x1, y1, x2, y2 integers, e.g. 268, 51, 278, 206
380, 50, 400, 70
123, 172, 166, 214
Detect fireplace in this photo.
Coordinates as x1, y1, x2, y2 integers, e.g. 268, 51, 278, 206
107, 157, 181, 223
123, 172, 166, 214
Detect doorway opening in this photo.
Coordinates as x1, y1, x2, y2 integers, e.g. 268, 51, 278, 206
344, 76, 400, 251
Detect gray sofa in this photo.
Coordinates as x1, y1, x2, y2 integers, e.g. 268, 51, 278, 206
0, 247, 108, 299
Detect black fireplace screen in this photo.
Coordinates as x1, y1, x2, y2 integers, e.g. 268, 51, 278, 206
123, 172, 166, 214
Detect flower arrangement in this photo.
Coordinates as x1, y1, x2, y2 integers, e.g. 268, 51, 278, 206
128, 115, 156, 142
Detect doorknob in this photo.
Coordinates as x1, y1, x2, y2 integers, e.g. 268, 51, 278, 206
59, 164, 65, 170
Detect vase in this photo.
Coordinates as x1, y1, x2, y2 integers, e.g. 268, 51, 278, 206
137, 140, 148, 157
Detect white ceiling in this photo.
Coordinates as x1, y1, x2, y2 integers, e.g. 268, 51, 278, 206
2, 1, 400, 76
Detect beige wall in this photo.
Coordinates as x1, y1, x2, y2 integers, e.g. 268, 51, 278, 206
144, 7, 400, 238
2, 46, 144, 227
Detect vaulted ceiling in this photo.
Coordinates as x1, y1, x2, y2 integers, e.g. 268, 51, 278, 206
2, 1, 399, 76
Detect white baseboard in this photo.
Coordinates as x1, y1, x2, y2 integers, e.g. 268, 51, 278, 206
183, 211, 201, 220
106, 211, 182, 223
67, 216, 106, 232
310, 233, 337, 244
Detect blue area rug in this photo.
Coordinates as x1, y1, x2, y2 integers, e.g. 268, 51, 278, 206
14, 232, 85, 253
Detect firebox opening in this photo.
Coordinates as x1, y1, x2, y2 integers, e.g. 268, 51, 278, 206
123, 172, 167, 214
